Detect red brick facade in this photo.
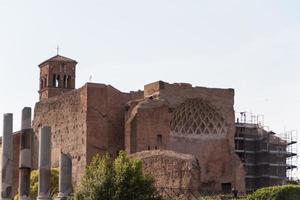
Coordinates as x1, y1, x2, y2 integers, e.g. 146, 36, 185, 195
1, 55, 246, 196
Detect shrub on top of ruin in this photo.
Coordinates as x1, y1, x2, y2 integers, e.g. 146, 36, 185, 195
70, 151, 162, 200
13, 168, 59, 200
246, 185, 300, 200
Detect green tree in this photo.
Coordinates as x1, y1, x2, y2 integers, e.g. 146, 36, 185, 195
71, 151, 162, 200
246, 185, 300, 200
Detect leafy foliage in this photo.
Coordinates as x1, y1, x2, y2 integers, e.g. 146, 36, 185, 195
246, 185, 300, 200
14, 168, 59, 200
70, 151, 162, 200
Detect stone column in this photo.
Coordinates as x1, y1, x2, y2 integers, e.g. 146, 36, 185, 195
1, 113, 13, 200
57, 152, 72, 200
37, 126, 51, 200
19, 107, 32, 200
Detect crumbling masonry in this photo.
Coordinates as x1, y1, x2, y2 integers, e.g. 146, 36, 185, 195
0, 54, 296, 197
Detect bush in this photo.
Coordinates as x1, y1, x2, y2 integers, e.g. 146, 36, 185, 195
70, 151, 162, 200
14, 168, 59, 200
246, 185, 300, 200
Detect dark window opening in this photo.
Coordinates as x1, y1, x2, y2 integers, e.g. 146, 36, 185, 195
67, 75, 71, 88
41, 78, 47, 89
148, 146, 150, 150
40, 79, 43, 90
157, 134, 162, 146
221, 183, 232, 194
155, 146, 157, 150
43, 78, 47, 88
56, 75, 60, 87
52, 74, 60, 87
63, 75, 67, 88
63, 75, 72, 89
52, 74, 56, 87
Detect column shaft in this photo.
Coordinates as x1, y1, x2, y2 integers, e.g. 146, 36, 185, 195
1, 113, 13, 200
37, 126, 51, 200
57, 152, 72, 200
19, 106, 32, 200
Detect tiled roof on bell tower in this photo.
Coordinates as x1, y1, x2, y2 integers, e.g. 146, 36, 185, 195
39, 55, 77, 67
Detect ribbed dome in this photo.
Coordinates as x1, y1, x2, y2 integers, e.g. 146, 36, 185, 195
170, 99, 227, 136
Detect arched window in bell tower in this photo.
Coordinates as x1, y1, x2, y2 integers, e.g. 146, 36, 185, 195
40, 79, 44, 90
52, 74, 60, 88
56, 75, 60, 87
44, 77, 47, 88
63, 75, 67, 88
67, 75, 72, 88
52, 74, 56, 87
40, 78, 48, 89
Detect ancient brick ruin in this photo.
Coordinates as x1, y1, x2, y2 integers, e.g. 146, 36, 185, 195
2, 54, 294, 198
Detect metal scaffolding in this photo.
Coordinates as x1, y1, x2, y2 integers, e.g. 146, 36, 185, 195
235, 112, 298, 192
279, 130, 298, 182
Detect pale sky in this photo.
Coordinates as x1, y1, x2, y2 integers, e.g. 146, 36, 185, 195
0, 0, 300, 177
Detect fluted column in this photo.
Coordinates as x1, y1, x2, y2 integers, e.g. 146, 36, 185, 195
19, 107, 32, 200
1, 113, 13, 200
37, 126, 51, 200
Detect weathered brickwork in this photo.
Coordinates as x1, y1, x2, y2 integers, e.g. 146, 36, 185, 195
130, 150, 201, 190
32, 83, 132, 186
125, 98, 170, 153
32, 86, 87, 185
85, 83, 128, 162
126, 81, 245, 192
0, 55, 247, 195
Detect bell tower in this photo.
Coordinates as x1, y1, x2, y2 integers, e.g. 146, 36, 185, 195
38, 54, 77, 101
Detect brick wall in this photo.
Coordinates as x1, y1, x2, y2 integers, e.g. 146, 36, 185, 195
125, 98, 170, 153
126, 81, 245, 193
85, 83, 127, 162
32, 85, 87, 185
